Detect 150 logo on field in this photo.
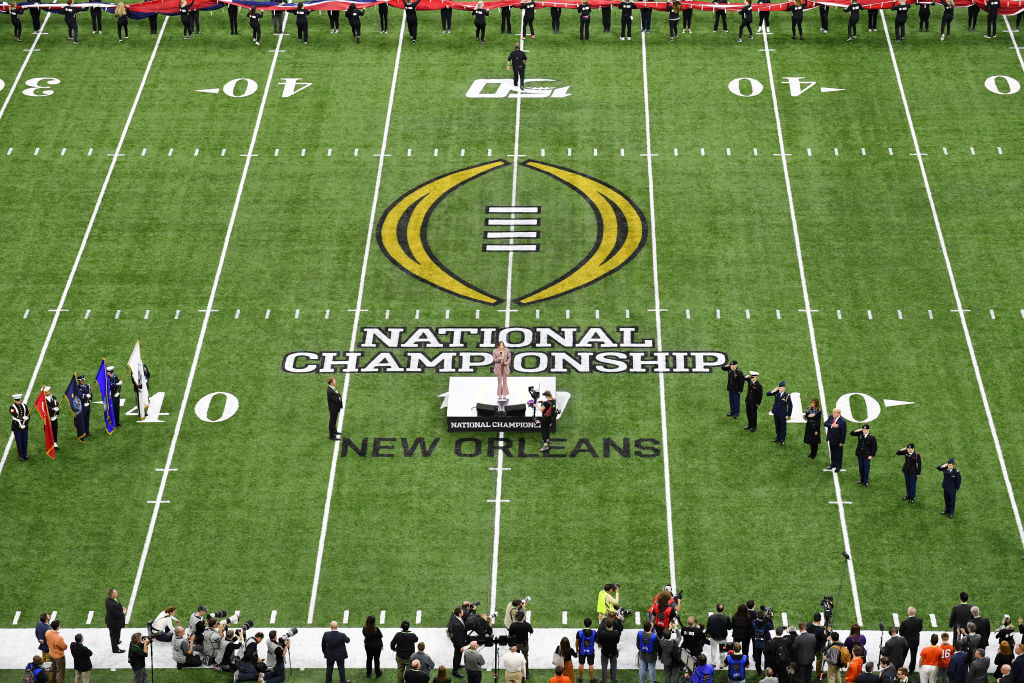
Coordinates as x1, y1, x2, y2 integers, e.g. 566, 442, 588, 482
376, 159, 647, 305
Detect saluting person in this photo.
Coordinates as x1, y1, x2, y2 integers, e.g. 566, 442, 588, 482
10, 394, 30, 461
520, 0, 535, 37
737, 0, 753, 40
897, 443, 922, 503
404, 0, 420, 42
327, 377, 343, 441
722, 360, 744, 419
295, 2, 311, 43
346, 3, 364, 42
743, 371, 762, 432
618, 0, 635, 38
248, 6, 262, 44
43, 387, 60, 450
473, 1, 489, 41
824, 408, 846, 471
790, 0, 805, 38
507, 41, 527, 87
892, 0, 909, 41
984, 0, 998, 37
939, 0, 953, 38
844, 0, 862, 39
938, 458, 961, 519
765, 381, 792, 444
850, 423, 877, 486
578, 0, 591, 39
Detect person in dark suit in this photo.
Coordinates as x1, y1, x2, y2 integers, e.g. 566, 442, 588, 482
323, 621, 351, 683
882, 628, 909, 670
793, 623, 818, 683
939, 459, 962, 519
105, 589, 127, 653
824, 409, 847, 472
766, 381, 793, 445
448, 607, 468, 678
856, 661, 881, 683
327, 378, 343, 440
899, 608, 923, 673
969, 608, 990, 649
949, 594, 975, 632
742, 372, 762, 433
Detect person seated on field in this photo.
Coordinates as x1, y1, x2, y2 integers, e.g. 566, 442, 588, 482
149, 606, 179, 642
25, 656, 47, 683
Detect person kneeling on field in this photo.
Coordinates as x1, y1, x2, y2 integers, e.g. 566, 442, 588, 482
171, 627, 204, 668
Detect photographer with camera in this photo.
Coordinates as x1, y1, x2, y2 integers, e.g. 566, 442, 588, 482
171, 626, 203, 668
657, 627, 685, 683
128, 633, 149, 683
150, 606, 179, 643
597, 615, 623, 683
533, 390, 557, 452
509, 610, 535, 678
244, 631, 265, 666
448, 606, 469, 678
752, 609, 775, 675
505, 599, 531, 630
650, 590, 680, 638
598, 586, 621, 622
264, 630, 292, 683
188, 606, 208, 636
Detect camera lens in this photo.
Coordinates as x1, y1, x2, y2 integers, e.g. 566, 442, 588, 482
213, 610, 228, 619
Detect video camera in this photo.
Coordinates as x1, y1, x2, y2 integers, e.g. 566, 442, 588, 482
760, 605, 774, 620
477, 633, 510, 649
465, 601, 481, 614
664, 585, 683, 603
820, 596, 834, 627
615, 608, 633, 618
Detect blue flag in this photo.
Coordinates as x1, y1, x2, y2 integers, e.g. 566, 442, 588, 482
64, 375, 82, 415
95, 360, 117, 435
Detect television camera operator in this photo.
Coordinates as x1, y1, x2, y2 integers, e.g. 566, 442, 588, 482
649, 588, 681, 638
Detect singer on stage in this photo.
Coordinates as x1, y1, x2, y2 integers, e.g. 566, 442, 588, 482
492, 341, 511, 400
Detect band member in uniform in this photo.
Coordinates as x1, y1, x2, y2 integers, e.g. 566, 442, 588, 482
76, 375, 93, 439
536, 390, 556, 452
520, 0, 535, 36
404, 0, 420, 42
918, 0, 931, 30
227, 0, 239, 33
507, 41, 527, 86
379, 0, 388, 32
501, 3, 512, 31
850, 423, 877, 486
682, 1, 692, 31
844, 0, 861, 39
472, 1, 488, 40
107, 366, 123, 427
713, 0, 727, 31
824, 408, 846, 471
790, 0, 805, 38
115, 3, 128, 41
248, 6, 262, 44
737, 0, 753, 40
440, 0, 452, 33
939, 0, 953, 38
43, 387, 60, 450
578, 0, 591, 39
818, 1, 829, 31
938, 458, 961, 518
667, 0, 680, 39
295, 2, 311, 43
492, 341, 511, 399
984, 0, 998, 37
90, 0, 102, 33
897, 443, 922, 502
742, 371, 762, 432
892, 0, 909, 40
63, 0, 84, 44
178, 0, 193, 38
966, 0, 978, 30
803, 397, 821, 459
10, 394, 30, 461
346, 3, 364, 41
618, 0, 635, 38
6, 4, 24, 41
327, 377, 343, 440
765, 381, 792, 444
601, 0, 611, 30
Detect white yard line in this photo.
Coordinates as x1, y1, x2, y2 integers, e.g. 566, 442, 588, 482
1004, 16, 1024, 73
306, 13, 407, 626
0, 12, 51, 123
760, 29, 863, 625
880, 11, 1024, 552
0, 16, 168, 480
640, 30, 677, 592
124, 16, 289, 623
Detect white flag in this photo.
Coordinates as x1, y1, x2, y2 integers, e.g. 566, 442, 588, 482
127, 340, 150, 419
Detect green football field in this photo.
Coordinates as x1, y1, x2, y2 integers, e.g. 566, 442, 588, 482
2, 0, 1024, 657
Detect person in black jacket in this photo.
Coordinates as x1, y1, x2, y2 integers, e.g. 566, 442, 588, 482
804, 398, 821, 458
89, 0, 102, 32
897, 443, 922, 502
850, 424, 877, 486
619, 0, 635, 38
248, 7, 262, 44
551, 5, 561, 31
364, 616, 384, 678
106, 589, 127, 653
500, 3, 511, 31
328, 7, 340, 32
404, 0, 420, 41
114, 3, 128, 41
918, 0, 930, 30
578, 1, 591, 38
966, 0, 979, 29
766, 381, 792, 444
640, 2, 651, 31
327, 377, 343, 440
867, 6, 878, 30
507, 41, 527, 87
732, 605, 752, 657
844, 0, 861, 39
536, 391, 556, 453
323, 621, 351, 683
601, 0, 611, 30
295, 2, 311, 43
824, 409, 847, 472
713, 0, 728, 31
818, 2, 829, 31
939, 0, 953, 37
520, 0, 535, 36
346, 3, 364, 41
892, 0, 909, 41
949, 594, 975, 632
379, 1, 389, 32
984, 0, 998, 37
742, 372, 762, 433
722, 360, 744, 419
472, 1, 488, 41
7, 4, 24, 41
440, 0, 452, 33
272, 0, 284, 33
178, 0, 193, 38
227, 0, 238, 33
28, 0, 41, 33
392, 621, 419, 683
448, 608, 468, 678
509, 611, 535, 677
707, 605, 732, 669
71, 634, 93, 679
62, 0, 84, 43
790, 0, 806, 37
667, 0, 680, 38
899, 609, 924, 672
757, 0, 770, 33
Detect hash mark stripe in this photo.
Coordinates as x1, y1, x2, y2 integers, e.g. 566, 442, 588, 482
485, 231, 539, 239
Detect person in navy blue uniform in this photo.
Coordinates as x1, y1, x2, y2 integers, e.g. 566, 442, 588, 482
938, 458, 961, 518
107, 366, 123, 427
76, 374, 93, 439
891, 0, 909, 41
43, 387, 60, 450
10, 394, 30, 461
824, 408, 846, 471
520, 0, 535, 36
578, 1, 591, 39
850, 424, 877, 486
743, 371, 762, 432
766, 381, 793, 444
404, 0, 420, 41
7, 3, 24, 41
722, 360, 744, 419
62, 0, 85, 43
897, 443, 922, 503
844, 0, 861, 40
984, 0, 998, 37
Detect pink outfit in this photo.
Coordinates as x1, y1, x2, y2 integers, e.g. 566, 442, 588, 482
492, 347, 511, 397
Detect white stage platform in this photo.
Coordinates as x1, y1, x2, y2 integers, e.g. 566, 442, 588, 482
445, 376, 570, 432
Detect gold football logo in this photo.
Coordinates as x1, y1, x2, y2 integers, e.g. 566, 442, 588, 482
376, 159, 647, 305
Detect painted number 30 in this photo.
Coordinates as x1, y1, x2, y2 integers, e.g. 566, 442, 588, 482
0, 77, 62, 97
984, 75, 1021, 95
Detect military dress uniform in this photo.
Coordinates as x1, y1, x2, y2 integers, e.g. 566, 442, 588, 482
743, 373, 762, 432
766, 382, 793, 443
10, 395, 30, 461
939, 459, 961, 518
897, 445, 922, 502
108, 367, 123, 427
44, 389, 61, 449
722, 361, 744, 419
76, 376, 93, 438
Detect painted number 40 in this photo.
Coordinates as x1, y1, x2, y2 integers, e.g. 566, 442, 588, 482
123, 391, 240, 423
196, 78, 311, 98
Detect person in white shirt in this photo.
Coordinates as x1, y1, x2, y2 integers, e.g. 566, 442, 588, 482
503, 645, 527, 683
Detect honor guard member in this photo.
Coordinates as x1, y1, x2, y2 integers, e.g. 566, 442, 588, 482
520, 0, 535, 36
107, 366, 123, 427
892, 0, 909, 41
578, 1, 591, 39
601, 0, 611, 31
850, 424, 877, 486
737, 0, 753, 40
227, 0, 239, 33
43, 387, 60, 450
844, 0, 861, 39
723, 360, 743, 420
984, 0, 998, 37
379, 0, 388, 32
403, 0, 420, 42
790, 0, 805, 38
939, 0, 953, 38
618, 0, 635, 38
818, 1, 829, 31
62, 0, 83, 43
473, 1, 488, 41
500, 3, 512, 31
551, 5, 561, 32
938, 458, 961, 519
295, 2, 311, 43
507, 42, 527, 88
8, 4, 24, 41
897, 443, 922, 502
713, 0, 728, 31
327, 377, 343, 440
76, 375, 93, 438
742, 371, 762, 432
10, 394, 30, 461
440, 0, 452, 34
918, 0, 930, 30
536, 390, 556, 452
766, 381, 792, 443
